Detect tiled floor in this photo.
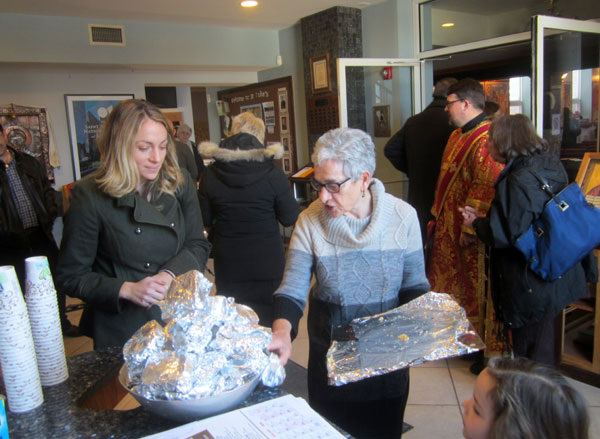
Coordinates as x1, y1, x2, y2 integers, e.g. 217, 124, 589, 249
64, 288, 600, 439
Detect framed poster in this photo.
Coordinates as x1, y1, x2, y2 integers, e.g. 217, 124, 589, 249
576, 152, 600, 208
65, 94, 134, 180
309, 53, 331, 94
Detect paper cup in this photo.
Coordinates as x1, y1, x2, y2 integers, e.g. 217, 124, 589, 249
0, 266, 44, 412
24, 256, 69, 386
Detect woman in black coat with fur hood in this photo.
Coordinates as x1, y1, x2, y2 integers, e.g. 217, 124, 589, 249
198, 113, 299, 326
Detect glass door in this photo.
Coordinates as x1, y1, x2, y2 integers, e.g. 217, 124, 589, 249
338, 58, 422, 199
533, 15, 600, 377
533, 15, 600, 160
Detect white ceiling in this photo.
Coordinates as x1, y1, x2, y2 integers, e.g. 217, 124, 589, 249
1, 0, 387, 30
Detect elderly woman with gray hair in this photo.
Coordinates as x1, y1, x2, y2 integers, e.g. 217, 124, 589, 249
176, 123, 205, 181
268, 127, 430, 439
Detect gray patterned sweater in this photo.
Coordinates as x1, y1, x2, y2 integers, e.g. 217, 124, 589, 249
273, 178, 430, 343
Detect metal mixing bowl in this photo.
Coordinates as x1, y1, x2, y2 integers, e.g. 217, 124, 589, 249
118, 364, 261, 422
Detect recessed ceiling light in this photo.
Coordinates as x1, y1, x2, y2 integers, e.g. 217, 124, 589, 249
241, 1, 258, 7
441, 22, 455, 28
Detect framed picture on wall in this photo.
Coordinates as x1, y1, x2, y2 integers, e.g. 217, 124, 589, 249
283, 156, 291, 174
240, 103, 263, 119
373, 105, 390, 137
65, 94, 134, 180
310, 53, 331, 94
0, 105, 54, 181
278, 89, 288, 112
576, 152, 600, 208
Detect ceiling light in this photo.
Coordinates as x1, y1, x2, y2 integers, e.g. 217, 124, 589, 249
441, 23, 455, 28
561, 73, 569, 79
241, 1, 258, 7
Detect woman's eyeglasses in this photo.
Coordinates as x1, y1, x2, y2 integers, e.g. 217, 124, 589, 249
310, 177, 351, 193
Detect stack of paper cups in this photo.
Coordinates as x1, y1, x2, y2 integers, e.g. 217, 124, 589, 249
0, 266, 44, 412
24, 256, 69, 386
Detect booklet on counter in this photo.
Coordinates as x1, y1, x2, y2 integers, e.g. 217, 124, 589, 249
291, 167, 314, 179
141, 394, 346, 439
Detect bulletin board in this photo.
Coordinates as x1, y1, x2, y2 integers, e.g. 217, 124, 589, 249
217, 76, 297, 174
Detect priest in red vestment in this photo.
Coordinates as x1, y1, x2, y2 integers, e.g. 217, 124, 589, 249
427, 79, 505, 356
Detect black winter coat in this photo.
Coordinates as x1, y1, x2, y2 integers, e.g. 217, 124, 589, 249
473, 152, 593, 329
198, 134, 299, 326
384, 97, 453, 242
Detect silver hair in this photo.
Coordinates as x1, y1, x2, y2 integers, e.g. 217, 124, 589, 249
312, 127, 376, 179
177, 123, 192, 136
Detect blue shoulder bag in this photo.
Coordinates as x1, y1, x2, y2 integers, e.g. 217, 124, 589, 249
514, 171, 600, 281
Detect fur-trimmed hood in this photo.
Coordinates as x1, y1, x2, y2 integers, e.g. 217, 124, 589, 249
199, 133, 285, 188
199, 133, 283, 163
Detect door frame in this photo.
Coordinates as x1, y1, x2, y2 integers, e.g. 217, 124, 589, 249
532, 15, 600, 138
337, 58, 423, 128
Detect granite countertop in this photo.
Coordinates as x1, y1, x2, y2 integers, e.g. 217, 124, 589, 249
2, 348, 288, 439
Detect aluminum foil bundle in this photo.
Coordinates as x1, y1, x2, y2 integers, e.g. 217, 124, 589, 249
128, 316, 272, 400
261, 352, 287, 388
205, 295, 236, 321
326, 292, 485, 386
123, 270, 285, 401
159, 269, 213, 320
123, 320, 168, 382
234, 304, 260, 326
166, 312, 219, 355
212, 325, 271, 358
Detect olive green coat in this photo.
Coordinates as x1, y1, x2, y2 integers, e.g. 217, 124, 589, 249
56, 171, 210, 348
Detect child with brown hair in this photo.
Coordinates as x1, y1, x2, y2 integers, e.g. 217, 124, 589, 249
462, 357, 589, 439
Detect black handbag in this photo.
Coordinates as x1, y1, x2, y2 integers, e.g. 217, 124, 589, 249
514, 171, 600, 281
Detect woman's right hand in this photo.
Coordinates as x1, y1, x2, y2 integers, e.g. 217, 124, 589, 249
268, 319, 293, 366
119, 273, 170, 308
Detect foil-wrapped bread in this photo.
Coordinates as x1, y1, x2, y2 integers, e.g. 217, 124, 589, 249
123, 270, 285, 402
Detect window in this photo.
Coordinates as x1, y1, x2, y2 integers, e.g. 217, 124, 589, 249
509, 77, 523, 115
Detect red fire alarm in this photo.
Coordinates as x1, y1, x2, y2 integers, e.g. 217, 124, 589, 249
382, 66, 393, 80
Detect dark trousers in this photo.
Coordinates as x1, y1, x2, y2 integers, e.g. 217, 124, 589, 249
0, 227, 71, 331
308, 373, 409, 439
511, 313, 557, 366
